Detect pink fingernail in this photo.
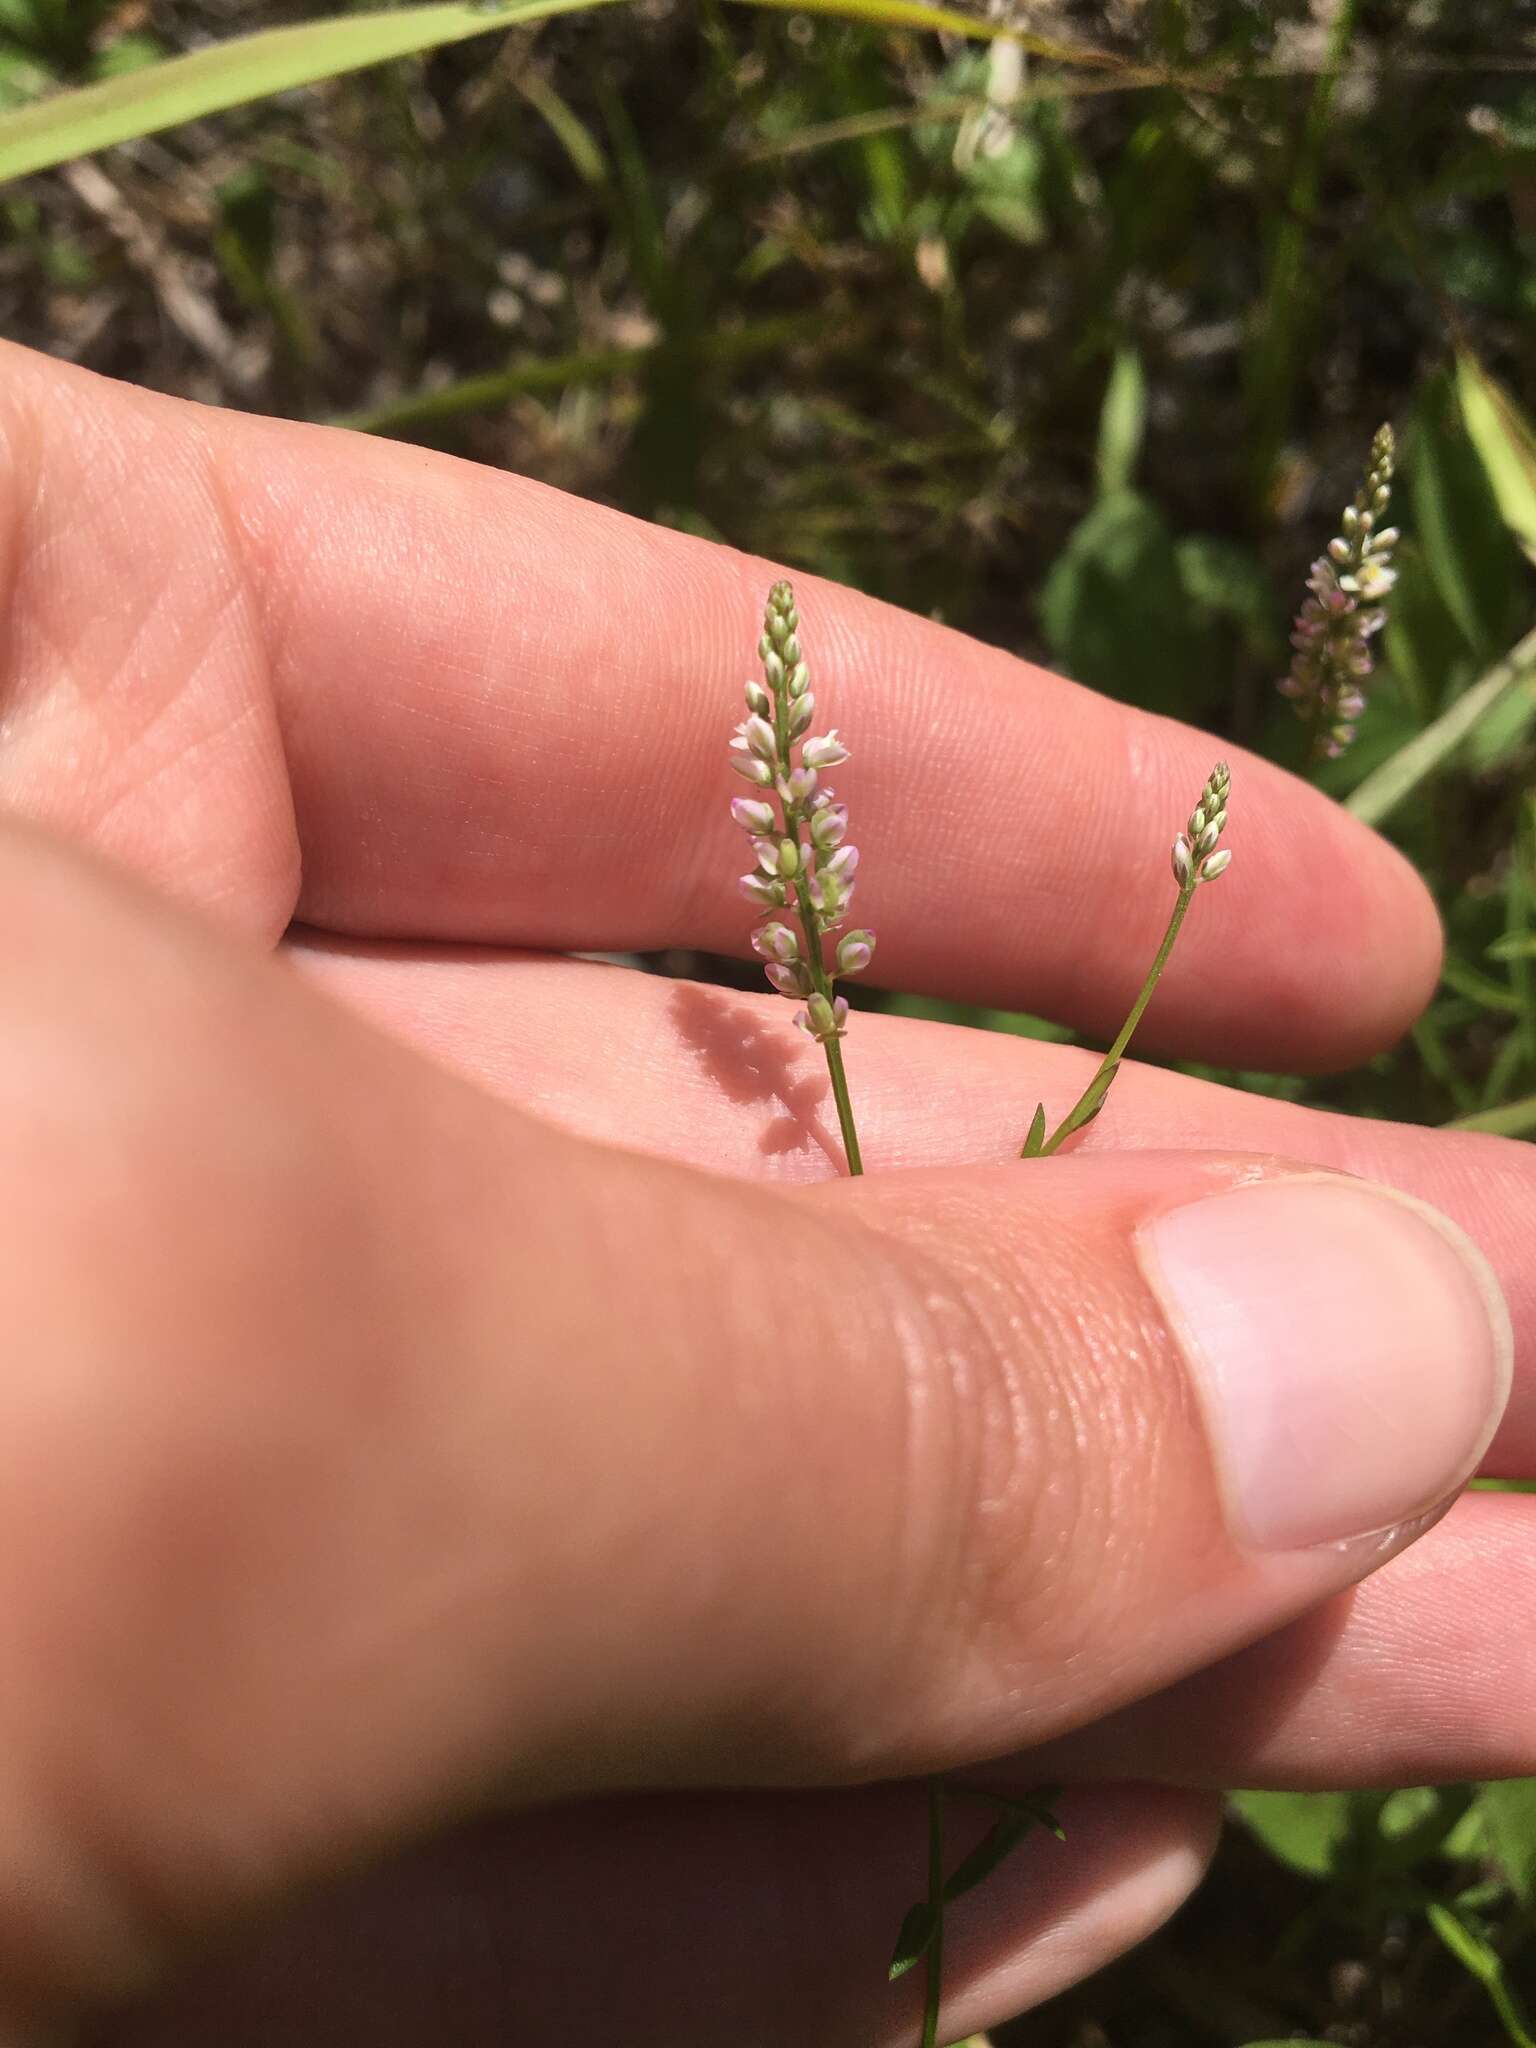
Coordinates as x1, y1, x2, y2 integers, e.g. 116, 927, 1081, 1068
1137, 1177, 1513, 1551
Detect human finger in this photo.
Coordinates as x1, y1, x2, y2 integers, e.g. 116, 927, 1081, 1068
0, 819, 1503, 2034
289, 942, 1536, 1471
91, 1784, 1219, 2048
0, 340, 1436, 1068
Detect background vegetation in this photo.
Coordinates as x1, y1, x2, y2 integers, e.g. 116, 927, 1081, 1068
2, 0, 1534, 2039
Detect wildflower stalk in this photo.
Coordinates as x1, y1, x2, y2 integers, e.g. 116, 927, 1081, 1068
730, 581, 875, 1178
920, 1779, 945, 2048
1279, 424, 1398, 763
1023, 764, 1233, 1158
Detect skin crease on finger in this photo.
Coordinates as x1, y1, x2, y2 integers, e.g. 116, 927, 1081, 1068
0, 339, 1439, 1068
0, 818, 1504, 2039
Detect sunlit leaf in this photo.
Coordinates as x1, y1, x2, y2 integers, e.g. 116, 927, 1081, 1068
1232, 1790, 1353, 1879
1457, 351, 1536, 560
1477, 1779, 1536, 1906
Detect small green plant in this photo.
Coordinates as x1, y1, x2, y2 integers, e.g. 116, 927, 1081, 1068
731, 422, 1406, 2048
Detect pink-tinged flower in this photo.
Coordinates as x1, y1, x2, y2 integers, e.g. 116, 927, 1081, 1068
802, 731, 849, 769
1279, 425, 1396, 760
731, 796, 775, 835
836, 930, 875, 975
752, 922, 800, 963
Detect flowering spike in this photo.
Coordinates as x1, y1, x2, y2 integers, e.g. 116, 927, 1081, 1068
1174, 764, 1232, 890
1278, 425, 1397, 761
728, 583, 874, 1176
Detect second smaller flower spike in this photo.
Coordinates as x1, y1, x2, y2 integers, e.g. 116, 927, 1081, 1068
1278, 425, 1397, 760
1173, 761, 1232, 891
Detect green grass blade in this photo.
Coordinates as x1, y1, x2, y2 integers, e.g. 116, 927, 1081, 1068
1445, 1094, 1536, 1139
0, 0, 1113, 188
0, 3, 618, 184
1346, 621, 1536, 830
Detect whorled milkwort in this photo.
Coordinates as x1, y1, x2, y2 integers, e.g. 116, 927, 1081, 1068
1278, 424, 1398, 760
729, 581, 875, 1046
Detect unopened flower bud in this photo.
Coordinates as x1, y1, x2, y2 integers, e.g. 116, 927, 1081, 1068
744, 680, 773, 718
822, 843, 860, 883
752, 921, 799, 964
731, 753, 773, 787
1172, 834, 1193, 888
745, 714, 778, 764
809, 802, 849, 851
766, 962, 811, 997
787, 662, 810, 698
798, 992, 848, 1041
739, 872, 787, 907
788, 694, 815, 739
837, 930, 875, 975
1198, 847, 1232, 883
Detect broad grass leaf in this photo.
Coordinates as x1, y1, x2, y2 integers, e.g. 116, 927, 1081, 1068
1231, 1789, 1353, 1878
1457, 351, 1536, 560
1038, 488, 1207, 714
1477, 1779, 1536, 1905
1409, 371, 1525, 662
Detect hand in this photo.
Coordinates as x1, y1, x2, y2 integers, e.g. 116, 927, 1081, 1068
0, 342, 1524, 2048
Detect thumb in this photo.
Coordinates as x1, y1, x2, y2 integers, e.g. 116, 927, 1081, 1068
0, 821, 1510, 2020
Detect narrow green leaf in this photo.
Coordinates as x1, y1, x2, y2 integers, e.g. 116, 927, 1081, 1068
949, 1783, 1064, 1838
1489, 934, 1536, 962
0, 3, 613, 184
1409, 371, 1523, 660
1457, 351, 1536, 558
1428, 1903, 1536, 2048
888, 1901, 937, 1981
940, 1813, 1031, 1904
516, 69, 607, 187
1021, 1102, 1047, 1157
1346, 622, 1536, 829
0, 0, 1108, 187
1095, 346, 1145, 497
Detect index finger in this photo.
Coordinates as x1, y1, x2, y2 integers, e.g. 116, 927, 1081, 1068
0, 342, 1438, 1067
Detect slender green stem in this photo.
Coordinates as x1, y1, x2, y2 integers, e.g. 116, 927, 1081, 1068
822, 1034, 865, 1175
920, 1776, 946, 2048
1036, 886, 1193, 1156
767, 619, 866, 1180
785, 864, 864, 1175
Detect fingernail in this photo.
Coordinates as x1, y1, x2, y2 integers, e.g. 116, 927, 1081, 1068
1137, 1177, 1513, 1551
